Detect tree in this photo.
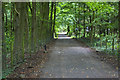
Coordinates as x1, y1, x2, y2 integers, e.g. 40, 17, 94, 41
53, 2, 56, 37
50, 2, 54, 38
118, 1, 120, 58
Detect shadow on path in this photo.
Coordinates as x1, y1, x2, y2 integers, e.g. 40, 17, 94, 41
38, 33, 118, 78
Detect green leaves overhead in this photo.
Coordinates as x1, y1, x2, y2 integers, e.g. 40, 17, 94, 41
56, 2, 118, 27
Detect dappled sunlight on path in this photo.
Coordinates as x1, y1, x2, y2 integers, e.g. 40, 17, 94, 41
57, 32, 71, 39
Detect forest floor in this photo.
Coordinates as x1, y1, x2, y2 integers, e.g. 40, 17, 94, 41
7, 33, 118, 78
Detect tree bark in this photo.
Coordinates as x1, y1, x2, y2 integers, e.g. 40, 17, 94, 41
53, 2, 56, 38
119, 2, 120, 40
10, 3, 14, 67
31, 2, 36, 53
83, 3, 86, 37
2, 2, 6, 70
118, 1, 120, 56
13, 2, 25, 64
24, 3, 29, 53
50, 2, 54, 38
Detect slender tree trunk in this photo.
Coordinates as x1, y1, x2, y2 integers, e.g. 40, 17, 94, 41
118, 1, 120, 72
93, 11, 96, 38
31, 2, 36, 53
46, 2, 50, 42
53, 2, 56, 37
39, 2, 43, 46
119, 2, 120, 43
24, 3, 29, 53
118, 1, 120, 56
13, 2, 21, 64
112, 29, 116, 51
42, 2, 46, 43
50, 2, 54, 38
10, 3, 14, 67
91, 11, 94, 45
112, 37, 114, 51
89, 16, 92, 38
83, 3, 86, 37
75, 3, 77, 39
2, 2, 6, 70
78, 3, 80, 39
99, 27, 102, 48
36, 3, 39, 51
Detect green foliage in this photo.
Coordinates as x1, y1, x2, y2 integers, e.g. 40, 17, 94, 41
2, 2, 120, 78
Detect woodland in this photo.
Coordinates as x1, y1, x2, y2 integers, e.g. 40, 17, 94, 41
2, 2, 120, 78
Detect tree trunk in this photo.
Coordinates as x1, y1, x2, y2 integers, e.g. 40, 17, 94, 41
2, 2, 6, 70
91, 11, 94, 45
47, 2, 50, 42
24, 3, 29, 53
83, 3, 86, 37
10, 3, 14, 67
39, 2, 43, 47
50, 2, 54, 38
118, 1, 120, 58
45, 2, 49, 43
78, 3, 80, 39
31, 2, 36, 53
13, 2, 21, 64
13, 2, 25, 64
53, 2, 56, 38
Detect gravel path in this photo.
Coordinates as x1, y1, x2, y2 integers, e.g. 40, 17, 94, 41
39, 34, 118, 78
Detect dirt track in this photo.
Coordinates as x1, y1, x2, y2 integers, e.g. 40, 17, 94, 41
8, 34, 118, 78
38, 34, 118, 78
